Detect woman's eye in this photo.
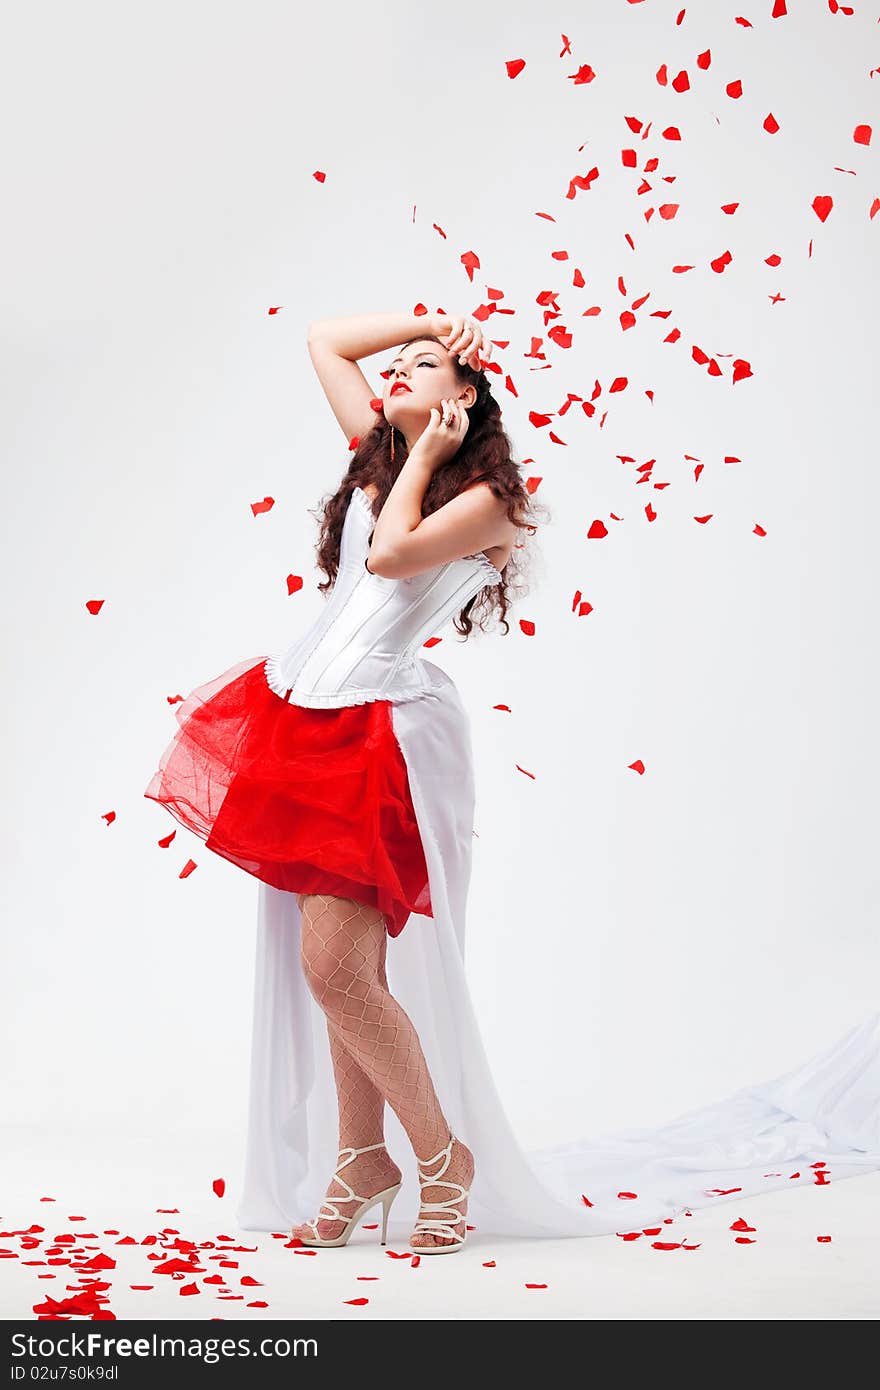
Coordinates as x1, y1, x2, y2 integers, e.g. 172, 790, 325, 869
387, 362, 435, 377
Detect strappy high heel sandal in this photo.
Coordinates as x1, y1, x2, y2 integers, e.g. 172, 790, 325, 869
411, 1133, 471, 1255
295, 1141, 402, 1248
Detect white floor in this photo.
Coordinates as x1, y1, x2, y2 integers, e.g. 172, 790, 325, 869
2, 1131, 878, 1321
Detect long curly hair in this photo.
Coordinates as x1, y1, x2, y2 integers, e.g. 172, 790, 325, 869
306, 333, 550, 638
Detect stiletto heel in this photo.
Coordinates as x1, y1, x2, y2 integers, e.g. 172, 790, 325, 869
411, 1133, 472, 1255
380, 1186, 396, 1244
295, 1141, 402, 1248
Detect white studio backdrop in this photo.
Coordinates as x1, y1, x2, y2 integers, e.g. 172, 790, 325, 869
2, 1, 877, 1184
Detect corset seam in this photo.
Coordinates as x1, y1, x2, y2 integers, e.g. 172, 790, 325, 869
375, 569, 491, 694
300, 574, 399, 692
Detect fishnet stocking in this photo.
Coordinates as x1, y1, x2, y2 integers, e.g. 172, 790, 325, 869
293, 892, 474, 1249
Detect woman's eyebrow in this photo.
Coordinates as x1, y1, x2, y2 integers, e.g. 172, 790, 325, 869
388, 349, 440, 366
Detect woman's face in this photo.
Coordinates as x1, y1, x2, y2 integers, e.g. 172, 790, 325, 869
383, 339, 474, 428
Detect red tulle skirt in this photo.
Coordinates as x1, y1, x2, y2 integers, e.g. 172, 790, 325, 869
143, 655, 433, 936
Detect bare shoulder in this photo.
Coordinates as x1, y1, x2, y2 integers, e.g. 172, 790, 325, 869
461, 481, 517, 572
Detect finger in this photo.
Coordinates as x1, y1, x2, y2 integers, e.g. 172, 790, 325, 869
444, 316, 465, 353
457, 324, 478, 360
462, 326, 482, 366
447, 319, 476, 360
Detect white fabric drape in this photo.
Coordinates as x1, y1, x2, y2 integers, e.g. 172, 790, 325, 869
235, 660, 880, 1240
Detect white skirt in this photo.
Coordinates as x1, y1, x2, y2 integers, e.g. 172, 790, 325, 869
234, 659, 880, 1239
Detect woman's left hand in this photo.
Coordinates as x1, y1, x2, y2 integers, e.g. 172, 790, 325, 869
414, 397, 470, 469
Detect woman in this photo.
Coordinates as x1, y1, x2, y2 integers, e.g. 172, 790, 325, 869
146, 310, 880, 1256
145, 308, 539, 1253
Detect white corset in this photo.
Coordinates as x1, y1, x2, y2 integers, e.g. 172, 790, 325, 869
263, 486, 502, 707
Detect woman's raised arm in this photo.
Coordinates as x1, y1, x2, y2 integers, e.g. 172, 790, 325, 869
306, 310, 443, 443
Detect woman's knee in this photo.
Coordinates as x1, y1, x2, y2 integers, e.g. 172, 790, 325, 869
298, 893, 383, 1004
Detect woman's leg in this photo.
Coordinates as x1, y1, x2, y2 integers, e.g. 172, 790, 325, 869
295, 892, 474, 1249
295, 1006, 403, 1241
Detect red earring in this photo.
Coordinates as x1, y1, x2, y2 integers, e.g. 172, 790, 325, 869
389, 424, 395, 461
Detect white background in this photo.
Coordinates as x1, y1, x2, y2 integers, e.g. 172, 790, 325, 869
2, 0, 878, 1187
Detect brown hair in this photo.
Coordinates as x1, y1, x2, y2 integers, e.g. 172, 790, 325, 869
306, 334, 550, 638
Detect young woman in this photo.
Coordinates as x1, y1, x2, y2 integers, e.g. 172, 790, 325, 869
145, 308, 543, 1253
145, 310, 880, 1256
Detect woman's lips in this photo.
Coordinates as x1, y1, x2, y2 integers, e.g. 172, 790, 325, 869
390, 382, 412, 395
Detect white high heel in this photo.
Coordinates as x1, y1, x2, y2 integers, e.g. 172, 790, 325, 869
411, 1133, 471, 1254
295, 1141, 402, 1248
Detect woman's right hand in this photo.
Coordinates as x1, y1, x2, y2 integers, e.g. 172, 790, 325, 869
431, 313, 492, 370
